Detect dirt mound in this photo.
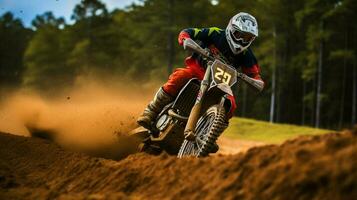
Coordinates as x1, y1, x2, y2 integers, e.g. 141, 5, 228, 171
0, 131, 356, 200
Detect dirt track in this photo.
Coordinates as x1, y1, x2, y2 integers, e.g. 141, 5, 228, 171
217, 136, 265, 155
0, 130, 356, 200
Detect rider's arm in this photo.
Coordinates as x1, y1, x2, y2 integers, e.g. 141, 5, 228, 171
242, 64, 263, 81
178, 27, 223, 46
240, 49, 265, 87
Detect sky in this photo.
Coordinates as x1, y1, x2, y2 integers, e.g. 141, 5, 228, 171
0, 0, 138, 27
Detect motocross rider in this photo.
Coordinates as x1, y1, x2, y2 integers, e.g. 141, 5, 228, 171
137, 12, 264, 130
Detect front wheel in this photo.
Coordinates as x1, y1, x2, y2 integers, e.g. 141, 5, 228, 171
177, 105, 228, 158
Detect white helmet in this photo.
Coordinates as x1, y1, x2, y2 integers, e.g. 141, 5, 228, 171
226, 12, 258, 54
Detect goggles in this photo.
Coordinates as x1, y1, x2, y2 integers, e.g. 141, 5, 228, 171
232, 30, 256, 44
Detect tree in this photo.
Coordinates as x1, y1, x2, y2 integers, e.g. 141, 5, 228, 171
32, 11, 65, 29
0, 12, 32, 92
71, 0, 108, 21
296, 0, 337, 127
23, 12, 72, 92
67, 0, 119, 75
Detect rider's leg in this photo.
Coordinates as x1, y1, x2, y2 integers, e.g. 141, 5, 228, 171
137, 87, 173, 129
162, 64, 205, 97
137, 62, 205, 129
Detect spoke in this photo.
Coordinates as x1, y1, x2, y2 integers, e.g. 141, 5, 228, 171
191, 143, 197, 155
199, 115, 214, 138
188, 141, 194, 154
195, 138, 204, 152
197, 114, 213, 136
194, 112, 215, 152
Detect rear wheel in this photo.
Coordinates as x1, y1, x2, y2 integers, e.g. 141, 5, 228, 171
177, 105, 228, 158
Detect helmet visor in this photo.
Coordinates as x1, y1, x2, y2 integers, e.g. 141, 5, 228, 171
232, 30, 255, 44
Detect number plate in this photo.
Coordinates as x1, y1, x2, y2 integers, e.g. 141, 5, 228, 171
210, 60, 237, 87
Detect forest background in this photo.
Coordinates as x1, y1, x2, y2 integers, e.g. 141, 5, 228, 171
0, 0, 356, 130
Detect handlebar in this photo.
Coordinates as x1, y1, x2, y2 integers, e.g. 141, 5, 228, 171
183, 38, 213, 59
236, 72, 264, 92
183, 38, 264, 92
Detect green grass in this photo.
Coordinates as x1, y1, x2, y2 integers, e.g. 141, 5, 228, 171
223, 117, 332, 144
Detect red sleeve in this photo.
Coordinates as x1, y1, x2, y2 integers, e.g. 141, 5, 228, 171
242, 64, 264, 81
243, 64, 265, 89
178, 31, 191, 46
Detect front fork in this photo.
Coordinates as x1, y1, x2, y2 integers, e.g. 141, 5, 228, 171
184, 62, 212, 140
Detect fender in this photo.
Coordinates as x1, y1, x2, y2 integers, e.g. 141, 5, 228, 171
215, 83, 234, 96
200, 83, 235, 116
206, 83, 234, 100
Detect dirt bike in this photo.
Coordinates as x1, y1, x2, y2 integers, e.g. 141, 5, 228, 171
128, 38, 264, 158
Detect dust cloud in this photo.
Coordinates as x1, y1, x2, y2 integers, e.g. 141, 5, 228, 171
0, 76, 160, 157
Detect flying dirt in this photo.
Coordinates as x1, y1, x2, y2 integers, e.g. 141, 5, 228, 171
0, 129, 356, 199
0, 77, 160, 158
